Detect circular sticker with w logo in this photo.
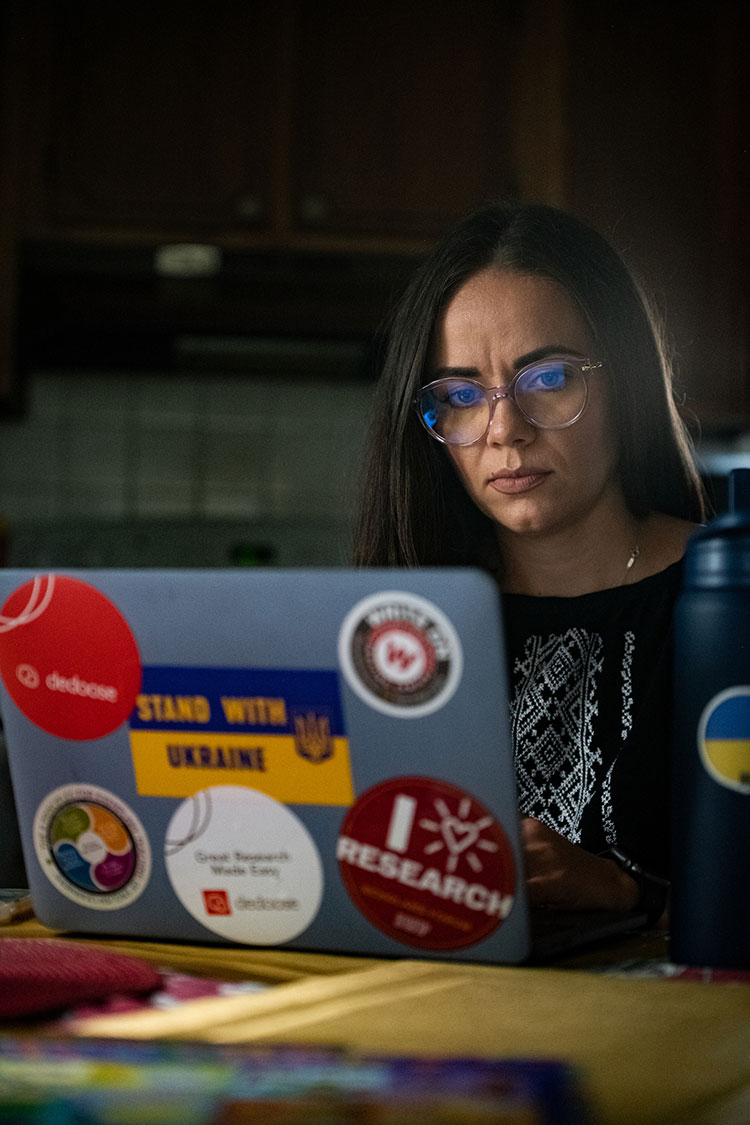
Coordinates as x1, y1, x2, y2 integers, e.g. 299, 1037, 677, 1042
337, 592, 462, 717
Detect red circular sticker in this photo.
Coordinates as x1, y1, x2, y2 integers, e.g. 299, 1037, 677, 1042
0, 575, 141, 740
362, 619, 437, 697
337, 776, 516, 951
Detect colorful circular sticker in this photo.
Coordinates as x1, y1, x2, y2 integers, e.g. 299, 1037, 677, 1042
164, 786, 324, 945
0, 574, 142, 740
337, 776, 516, 950
33, 785, 151, 909
698, 687, 750, 794
338, 591, 463, 718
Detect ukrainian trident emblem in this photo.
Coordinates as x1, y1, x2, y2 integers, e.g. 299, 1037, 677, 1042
293, 711, 334, 763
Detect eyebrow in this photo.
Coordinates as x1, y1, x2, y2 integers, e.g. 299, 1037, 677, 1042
514, 344, 586, 368
432, 344, 586, 381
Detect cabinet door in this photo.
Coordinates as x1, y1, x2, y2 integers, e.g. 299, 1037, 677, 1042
566, 0, 749, 425
48, 0, 282, 232
290, 0, 517, 238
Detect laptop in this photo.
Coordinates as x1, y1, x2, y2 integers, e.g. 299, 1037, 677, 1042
0, 567, 645, 964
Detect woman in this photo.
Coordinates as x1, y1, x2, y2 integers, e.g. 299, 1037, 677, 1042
353, 200, 707, 920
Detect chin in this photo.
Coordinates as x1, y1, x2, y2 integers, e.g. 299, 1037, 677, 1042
482, 498, 555, 537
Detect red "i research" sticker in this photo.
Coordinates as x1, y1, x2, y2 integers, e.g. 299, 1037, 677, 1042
337, 776, 516, 951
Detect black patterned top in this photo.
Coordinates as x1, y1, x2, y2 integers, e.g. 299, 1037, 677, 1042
502, 561, 684, 878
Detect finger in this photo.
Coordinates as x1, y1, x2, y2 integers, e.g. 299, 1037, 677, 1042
521, 816, 548, 842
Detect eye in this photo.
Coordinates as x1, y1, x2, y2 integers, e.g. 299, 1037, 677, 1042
522, 362, 567, 391
446, 382, 484, 408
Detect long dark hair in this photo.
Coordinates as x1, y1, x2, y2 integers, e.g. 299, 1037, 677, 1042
352, 200, 707, 568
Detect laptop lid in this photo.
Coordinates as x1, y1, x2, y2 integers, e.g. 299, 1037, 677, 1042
0, 567, 533, 964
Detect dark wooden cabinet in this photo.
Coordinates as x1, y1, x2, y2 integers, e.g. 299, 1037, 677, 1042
289, 1, 514, 238
16, 0, 518, 248
47, 2, 282, 233
1, 0, 747, 428
1, 0, 530, 409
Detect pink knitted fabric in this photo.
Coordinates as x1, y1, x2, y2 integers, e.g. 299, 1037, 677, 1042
0, 938, 162, 1017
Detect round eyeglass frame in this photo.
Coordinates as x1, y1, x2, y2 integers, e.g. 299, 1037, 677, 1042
415, 354, 603, 445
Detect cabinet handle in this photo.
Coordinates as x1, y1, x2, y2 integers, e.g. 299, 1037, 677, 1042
299, 194, 330, 224
234, 193, 264, 222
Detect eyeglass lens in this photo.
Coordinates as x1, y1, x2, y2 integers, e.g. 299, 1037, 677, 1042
419, 359, 588, 444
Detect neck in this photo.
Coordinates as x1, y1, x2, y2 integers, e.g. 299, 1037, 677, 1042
498, 504, 643, 597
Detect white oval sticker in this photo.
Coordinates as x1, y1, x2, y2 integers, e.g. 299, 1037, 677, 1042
164, 786, 324, 944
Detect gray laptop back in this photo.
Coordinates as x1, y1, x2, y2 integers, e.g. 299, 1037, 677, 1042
0, 567, 531, 963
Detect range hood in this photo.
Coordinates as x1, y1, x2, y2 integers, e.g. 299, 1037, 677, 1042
18, 241, 419, 374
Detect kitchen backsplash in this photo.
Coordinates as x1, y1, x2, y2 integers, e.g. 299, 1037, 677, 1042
0, 369, 374, 567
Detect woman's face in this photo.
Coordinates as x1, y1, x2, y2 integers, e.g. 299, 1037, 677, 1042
430, 267, 622, 540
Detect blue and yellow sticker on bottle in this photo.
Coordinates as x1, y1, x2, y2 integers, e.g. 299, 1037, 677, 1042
129, 666, 354, 805
698, 686, 750, 795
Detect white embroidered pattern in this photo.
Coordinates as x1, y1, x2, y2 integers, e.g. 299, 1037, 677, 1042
601, 631, 636, 846
620, 631, 635, 741
601, 760, 617, 846
511, 628, 603, 843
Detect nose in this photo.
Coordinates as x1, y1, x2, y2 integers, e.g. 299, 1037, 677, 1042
485, 390, 535, 445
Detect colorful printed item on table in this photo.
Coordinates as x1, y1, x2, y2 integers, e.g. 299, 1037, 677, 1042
0, 1037, 585, 1124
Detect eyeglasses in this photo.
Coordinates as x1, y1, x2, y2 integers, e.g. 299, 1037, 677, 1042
416, 355, 603, 445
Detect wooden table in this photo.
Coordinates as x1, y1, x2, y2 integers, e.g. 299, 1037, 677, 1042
2, 920, 749, 1124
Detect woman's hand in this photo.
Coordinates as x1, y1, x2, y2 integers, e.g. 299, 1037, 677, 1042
521, 817, 639, 912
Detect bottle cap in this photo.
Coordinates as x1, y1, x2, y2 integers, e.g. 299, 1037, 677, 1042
683, 468, 750, 589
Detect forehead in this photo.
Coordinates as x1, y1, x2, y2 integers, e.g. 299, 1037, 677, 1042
433, 268, 594, 364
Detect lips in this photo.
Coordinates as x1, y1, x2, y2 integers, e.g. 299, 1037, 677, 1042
488, 469, 550, 495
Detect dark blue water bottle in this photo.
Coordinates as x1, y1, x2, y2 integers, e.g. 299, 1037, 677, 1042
671, 467, 750, 968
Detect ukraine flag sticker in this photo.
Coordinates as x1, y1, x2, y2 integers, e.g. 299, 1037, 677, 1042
699, 687, 750, 794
